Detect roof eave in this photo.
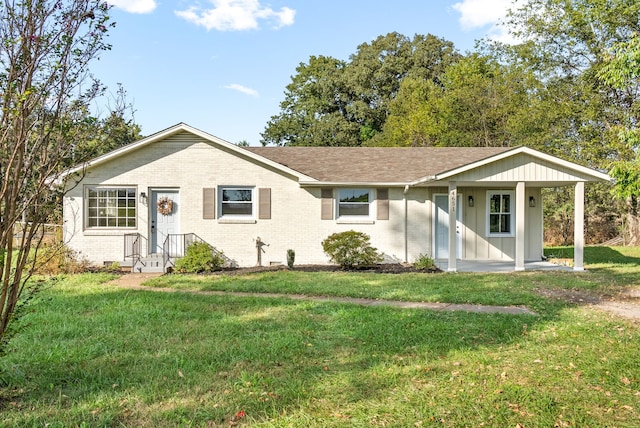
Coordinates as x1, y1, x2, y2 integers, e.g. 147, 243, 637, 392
435, 146, 611, 182
58, 123, 316, 183
299, 181, 411, 188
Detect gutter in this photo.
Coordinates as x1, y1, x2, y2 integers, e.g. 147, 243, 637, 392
408, 175, 437, 187
298, 181, 409, 188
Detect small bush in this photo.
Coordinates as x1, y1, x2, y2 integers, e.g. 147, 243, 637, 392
287, 249, 295, 269
175, 242, 225, 273
28, 243, 90, 275
104, 261, 122, 273
321, 230, 383, 269
413, 253, 435, 270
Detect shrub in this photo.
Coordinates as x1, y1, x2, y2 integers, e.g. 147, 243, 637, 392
104, 261, 122, 273
413, 253, 435, 270
321, 230, 383, 269
175, 242, 225, 273
287, 249, 295, 269
28, 243, 90, 275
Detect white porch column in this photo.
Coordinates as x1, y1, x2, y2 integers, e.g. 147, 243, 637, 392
448, 181, 457, 272
574, 181, 585, 271
515, 181, 526, 271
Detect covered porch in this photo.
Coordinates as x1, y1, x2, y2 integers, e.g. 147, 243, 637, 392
435, 259, 573, 273
442, 180, 589, 272
416, 147, 610, 273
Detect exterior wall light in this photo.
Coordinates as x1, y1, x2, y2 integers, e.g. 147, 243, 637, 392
468, 195, 474, 207
529, 196, 536, 207
139, 191, 147, 204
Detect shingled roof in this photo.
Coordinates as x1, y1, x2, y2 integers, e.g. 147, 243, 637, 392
244, 146, 514, 183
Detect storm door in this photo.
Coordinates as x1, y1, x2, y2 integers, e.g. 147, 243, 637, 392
150, 190, 180, 254
434, 194, 462, 259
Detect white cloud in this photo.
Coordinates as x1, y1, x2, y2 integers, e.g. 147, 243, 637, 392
175, 0, 296, 31
109, 0, 157, 14
225, 84, 259, 97
452, 0, 517, 43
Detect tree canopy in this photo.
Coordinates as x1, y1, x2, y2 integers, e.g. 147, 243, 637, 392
261, 32, 460, 146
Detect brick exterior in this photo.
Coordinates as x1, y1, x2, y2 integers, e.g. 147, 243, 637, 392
64, 131, 429, 266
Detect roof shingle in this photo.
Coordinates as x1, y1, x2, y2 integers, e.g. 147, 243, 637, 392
244, 146, 513, 182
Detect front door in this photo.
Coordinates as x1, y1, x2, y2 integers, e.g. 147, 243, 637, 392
151, 190, 180, 254
434, 194, 462, 259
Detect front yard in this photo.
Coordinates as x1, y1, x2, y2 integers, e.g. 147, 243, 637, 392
1, 246, 639, 427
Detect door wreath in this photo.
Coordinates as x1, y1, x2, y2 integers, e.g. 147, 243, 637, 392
157, 196, 173, 216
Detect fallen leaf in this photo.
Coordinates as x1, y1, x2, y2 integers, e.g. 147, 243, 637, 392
178, 370, 184, 378
621, 377, 631, 385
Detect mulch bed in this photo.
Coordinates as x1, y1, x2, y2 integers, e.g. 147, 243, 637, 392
210, 263, 441, 276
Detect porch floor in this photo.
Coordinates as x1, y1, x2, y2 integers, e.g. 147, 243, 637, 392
434, 260, 575, 273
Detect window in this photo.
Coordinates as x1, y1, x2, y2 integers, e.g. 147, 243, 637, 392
337, 189, 372, 218
487, 191, 513, 236
86, 187, 136, 228
220, 187, 254, 217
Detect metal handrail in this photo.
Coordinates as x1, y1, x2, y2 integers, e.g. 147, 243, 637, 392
124, 233, 148, 268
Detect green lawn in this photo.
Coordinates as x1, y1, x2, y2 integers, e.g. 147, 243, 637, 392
1, 246, 639, 427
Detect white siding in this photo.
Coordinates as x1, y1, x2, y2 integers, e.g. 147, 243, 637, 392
453, 154, 597, 183
459, 187, 542, 261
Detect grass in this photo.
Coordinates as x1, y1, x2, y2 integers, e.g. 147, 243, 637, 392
0, 246, 639, 427
146, 245, 640, 314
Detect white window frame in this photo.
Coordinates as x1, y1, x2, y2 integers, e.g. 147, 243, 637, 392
336, 188, 373, 220
218, 186, 255, 219
486, 190, 514, 237
85, 186, 137, 229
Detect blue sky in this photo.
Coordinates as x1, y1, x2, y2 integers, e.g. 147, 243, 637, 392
97, 0, 514, 145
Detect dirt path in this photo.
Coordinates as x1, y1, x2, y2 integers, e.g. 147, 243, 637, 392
110, 273, 640, 321
109, 273, 536, 315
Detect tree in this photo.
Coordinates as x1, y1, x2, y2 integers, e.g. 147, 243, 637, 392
504, 0, 639, 168
261, 33, 460, 146
378, 54, 547, 148
599, 33, 640, 243
0, 0, 113, 343
261, 55, 358, 146
71, 84, 142, 163
498, 0, 640, 244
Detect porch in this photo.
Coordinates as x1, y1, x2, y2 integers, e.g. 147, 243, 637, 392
435, 259, 574, 273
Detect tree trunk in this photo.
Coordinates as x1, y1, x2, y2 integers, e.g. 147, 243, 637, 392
625, 196, 640, 246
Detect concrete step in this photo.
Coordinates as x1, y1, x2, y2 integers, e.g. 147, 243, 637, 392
132, 254, 166, 273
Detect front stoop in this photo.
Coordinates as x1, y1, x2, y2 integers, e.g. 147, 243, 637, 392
132, 253, 165, 273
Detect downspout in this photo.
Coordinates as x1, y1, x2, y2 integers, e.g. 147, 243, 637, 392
403, 184, 409, 263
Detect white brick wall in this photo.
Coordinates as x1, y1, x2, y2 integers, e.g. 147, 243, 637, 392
63, 132, 425, 267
